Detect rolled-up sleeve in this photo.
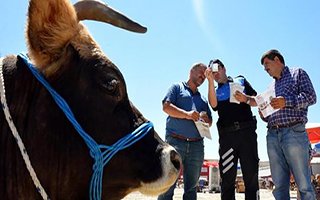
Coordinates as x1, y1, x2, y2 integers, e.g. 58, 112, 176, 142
293, 69, 317, 109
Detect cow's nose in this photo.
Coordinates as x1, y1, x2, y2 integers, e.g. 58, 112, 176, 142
170, 150, 181, 170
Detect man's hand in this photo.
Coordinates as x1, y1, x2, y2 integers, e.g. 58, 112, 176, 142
270, 96, 286, 109
185, 110, 200, 121
205, 68, 218, 82
234, 90, 248, 103
199, 112, 210, 123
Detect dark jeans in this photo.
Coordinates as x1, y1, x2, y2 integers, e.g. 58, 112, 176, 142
158, 135, 204, 200
218, 122, 260, 200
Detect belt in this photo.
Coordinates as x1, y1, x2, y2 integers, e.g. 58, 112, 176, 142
169, 133, 203, 142
218, 118, 256, 133
268, 121, 302, 129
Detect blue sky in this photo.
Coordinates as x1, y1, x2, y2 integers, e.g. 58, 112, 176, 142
1, 0, 319, 161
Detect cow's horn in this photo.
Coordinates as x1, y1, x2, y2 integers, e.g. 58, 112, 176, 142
74, 0, 147, 33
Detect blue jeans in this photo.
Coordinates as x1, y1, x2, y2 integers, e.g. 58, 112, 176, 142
267, 123, 315, 200
158, 135, 204, 200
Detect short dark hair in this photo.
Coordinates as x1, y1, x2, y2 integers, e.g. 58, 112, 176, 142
191, 63, 206, 71
209, 59, 224, 68
260, 49, 285, 65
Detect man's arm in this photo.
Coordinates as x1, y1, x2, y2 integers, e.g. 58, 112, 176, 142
289, 69, 317, 109
234, 77, 258, 106
273, 69, 317, 110
205, 68, 217, 108
162, 101, 200, 121
234, 91, 258, 107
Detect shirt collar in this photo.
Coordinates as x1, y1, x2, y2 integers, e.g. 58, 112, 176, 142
276, 66, 289, 80
182, 81, 200, 95
218, 76, 233, 87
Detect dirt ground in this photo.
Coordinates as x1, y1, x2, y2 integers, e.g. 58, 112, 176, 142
122, 188, 298, 200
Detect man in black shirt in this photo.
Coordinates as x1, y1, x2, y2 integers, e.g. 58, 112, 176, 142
206, 59, 259, 200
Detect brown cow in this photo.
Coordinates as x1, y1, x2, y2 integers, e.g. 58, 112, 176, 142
0, 0, 181, 199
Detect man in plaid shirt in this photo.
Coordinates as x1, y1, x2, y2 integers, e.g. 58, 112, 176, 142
260, 49, 317, 200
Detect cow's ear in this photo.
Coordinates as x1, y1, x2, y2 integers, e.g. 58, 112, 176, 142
26, 0, 91, 73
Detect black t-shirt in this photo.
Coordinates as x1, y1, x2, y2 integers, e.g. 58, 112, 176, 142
213, 76, 257, 125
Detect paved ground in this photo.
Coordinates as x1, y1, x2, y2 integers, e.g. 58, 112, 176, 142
123, 188, 298, 199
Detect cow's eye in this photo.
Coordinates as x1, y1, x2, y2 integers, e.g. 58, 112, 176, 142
102, 79, 119, 94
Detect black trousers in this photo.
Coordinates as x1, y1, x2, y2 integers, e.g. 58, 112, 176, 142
218, 122, 260, 200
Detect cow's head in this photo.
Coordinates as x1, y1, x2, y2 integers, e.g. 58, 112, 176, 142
25, 0, 181, 199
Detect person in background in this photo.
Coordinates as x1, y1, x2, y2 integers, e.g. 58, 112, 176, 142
158, 62, 212, 200
259, 49, 317, 200
206, 59, 260, 200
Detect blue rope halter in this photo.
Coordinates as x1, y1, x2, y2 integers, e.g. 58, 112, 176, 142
19, 53, 153, 200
